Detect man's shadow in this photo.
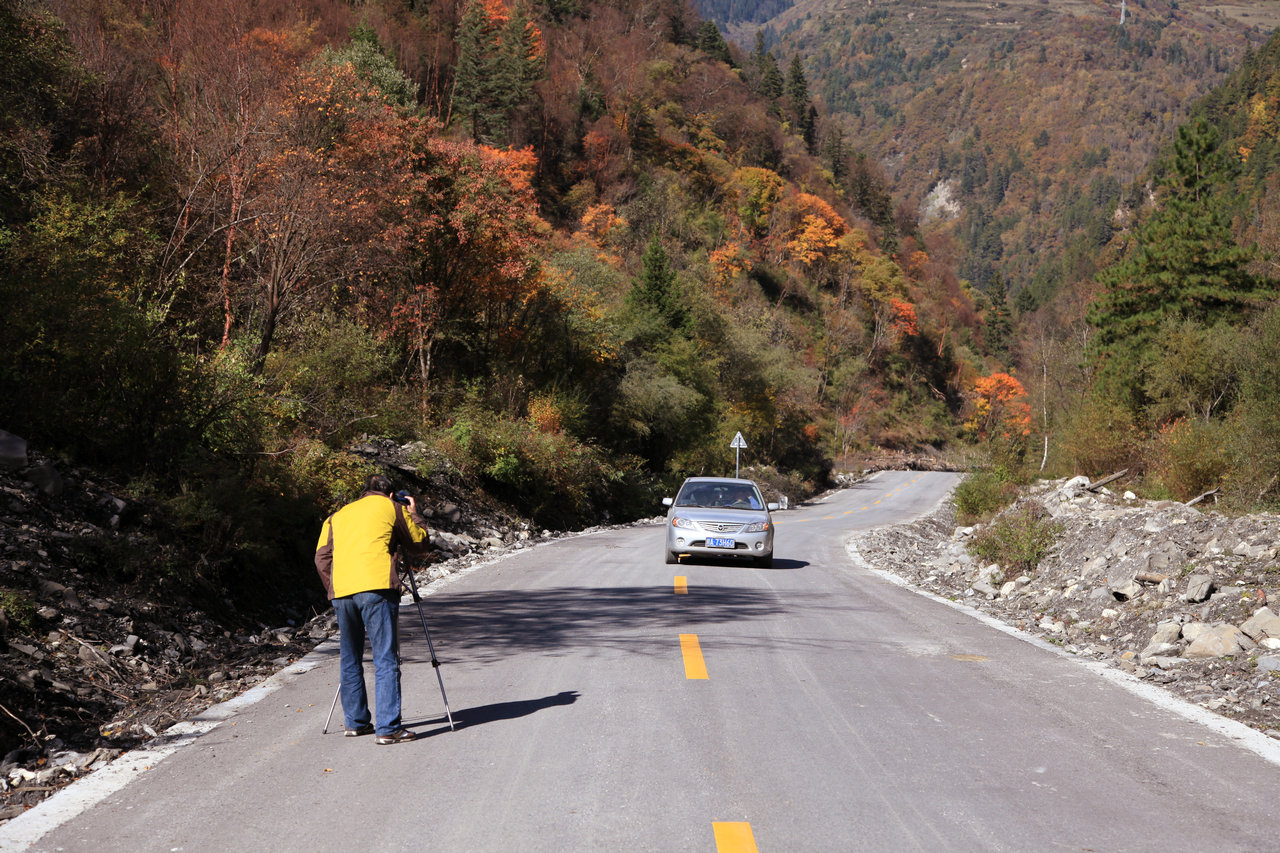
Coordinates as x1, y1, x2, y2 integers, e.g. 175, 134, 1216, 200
407, 690, 580, 736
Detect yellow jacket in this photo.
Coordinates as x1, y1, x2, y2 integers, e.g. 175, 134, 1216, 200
314, 491, 431, 599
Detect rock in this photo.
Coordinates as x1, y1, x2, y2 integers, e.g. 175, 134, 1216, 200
977, 564, 1005, 586
1184, 574, 1215, 603
972, 580, 999, 599
1150, 621, 1183, 645
1255, 656, 1280, 674
1139, 642, 1181, 660
0, 429, 28, 470
1110, 580, 1142, 601
24, 463, 65, 497
1183, 625, 1253, 659
1240, 608, 1280, 642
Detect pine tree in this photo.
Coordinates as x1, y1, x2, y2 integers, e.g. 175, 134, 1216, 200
1090, 120, 1267, 354
452, 0, 502, 142
750, 32, 783, 102
628, 238, 687, 332
695, 21, 732, 66
1088, 118, 1274, 402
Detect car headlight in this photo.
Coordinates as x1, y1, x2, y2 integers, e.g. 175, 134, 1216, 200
741, 520, 769, 533
672, 516, 697, 530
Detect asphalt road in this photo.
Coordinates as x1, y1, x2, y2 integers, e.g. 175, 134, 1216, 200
7, 470, 1280, 852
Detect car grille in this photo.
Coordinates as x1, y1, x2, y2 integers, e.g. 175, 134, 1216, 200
699, 521, 745, 533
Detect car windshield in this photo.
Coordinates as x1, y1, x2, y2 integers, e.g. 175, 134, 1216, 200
676, 483, 763, 510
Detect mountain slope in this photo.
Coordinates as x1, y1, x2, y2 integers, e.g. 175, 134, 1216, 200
722, 0, 1275, 307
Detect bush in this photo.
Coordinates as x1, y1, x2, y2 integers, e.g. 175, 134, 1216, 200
1148, 418, 1227, 502
967, 500, 1062, 575
1057, 391, 1143, 476
433, 400, 649, 528
952, 471, 1020, 524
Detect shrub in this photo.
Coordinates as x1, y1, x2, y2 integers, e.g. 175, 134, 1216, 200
952, 471, 1020, 524
0, 589, 38, 637
433, 401, 647, 528
1057, 391, 1143, 476
1148, 418, 1227, 502
967, 500, 1062, 575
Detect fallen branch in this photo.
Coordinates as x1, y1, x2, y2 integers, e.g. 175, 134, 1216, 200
0, 699, 42, 747
1135, 571, 1169, 585
1186, 487, 1220, 507
1086, 469, 1129, 492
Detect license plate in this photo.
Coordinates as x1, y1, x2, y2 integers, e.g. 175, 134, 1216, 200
707, 537, 734, 549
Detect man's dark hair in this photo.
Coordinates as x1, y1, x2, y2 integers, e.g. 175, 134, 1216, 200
364, 474, 393, 494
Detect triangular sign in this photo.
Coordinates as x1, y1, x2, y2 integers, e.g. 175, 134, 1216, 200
730, 431, 747, 449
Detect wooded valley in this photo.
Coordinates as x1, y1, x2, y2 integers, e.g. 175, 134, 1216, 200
3, 0, 1280, 614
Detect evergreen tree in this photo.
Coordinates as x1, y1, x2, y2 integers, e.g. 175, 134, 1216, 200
822, 126, 848, 184
452, 1, 544, 144
983, 275, 1013, 362
629, 238, 684, 328
452, 0, 502, 142
1088, 118, 1271, 378
695, 21, 733, 66
785, 55, 808, 112
750, 32, 783, 102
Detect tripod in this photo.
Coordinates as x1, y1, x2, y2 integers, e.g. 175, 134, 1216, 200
322, 566, 456, 734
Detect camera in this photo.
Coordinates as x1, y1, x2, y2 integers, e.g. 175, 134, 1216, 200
392, 490, 411, 505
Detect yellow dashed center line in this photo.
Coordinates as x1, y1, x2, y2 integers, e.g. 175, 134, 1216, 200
680, 634, 708, 679
674, 576, 688, 595
713, 822, 759, 852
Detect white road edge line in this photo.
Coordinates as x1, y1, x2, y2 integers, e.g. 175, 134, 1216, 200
847, 538, 1280, 769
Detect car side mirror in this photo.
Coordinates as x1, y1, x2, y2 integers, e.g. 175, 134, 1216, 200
767, 502, 780, 511
662, 497, 673, 507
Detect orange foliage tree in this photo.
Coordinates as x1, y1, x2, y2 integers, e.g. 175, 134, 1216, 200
377, 129, 551, 386
964, 372, 1032, 440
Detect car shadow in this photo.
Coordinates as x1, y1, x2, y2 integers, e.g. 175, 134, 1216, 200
674, 556, 808, 570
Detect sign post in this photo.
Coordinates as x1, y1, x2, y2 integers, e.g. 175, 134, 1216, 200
730, 431, 747, 478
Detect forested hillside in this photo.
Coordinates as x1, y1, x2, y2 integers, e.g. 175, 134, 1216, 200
707, 0, 1280, 511
0, 0, 1001, 617
734, 0, 1272, 309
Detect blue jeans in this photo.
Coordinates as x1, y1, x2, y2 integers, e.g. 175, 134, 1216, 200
333, 589, 401, 735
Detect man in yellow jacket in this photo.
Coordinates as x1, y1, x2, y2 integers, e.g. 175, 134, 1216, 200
315, 474, 431, 744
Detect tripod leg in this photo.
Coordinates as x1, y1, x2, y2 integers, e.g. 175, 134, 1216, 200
401, 573, 456, 731
322, 682, 341, 734
412, 597, 456, 731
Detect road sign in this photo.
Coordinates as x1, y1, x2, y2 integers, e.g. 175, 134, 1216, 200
730, 432, 747, 449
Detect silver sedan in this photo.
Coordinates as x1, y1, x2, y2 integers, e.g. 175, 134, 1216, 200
662, 477, 778, 567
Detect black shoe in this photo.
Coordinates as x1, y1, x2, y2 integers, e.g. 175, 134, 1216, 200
345, 724, 375, 737
375, 728, 417, 745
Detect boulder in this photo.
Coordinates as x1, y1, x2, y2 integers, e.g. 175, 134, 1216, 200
1184, 574, 1214, 603
1240, 607, 1280, 642
1110, 579, 1143, 601
0, 429, 27, 470
1183, 624, 1253, 659
1149, 621, 1182, 645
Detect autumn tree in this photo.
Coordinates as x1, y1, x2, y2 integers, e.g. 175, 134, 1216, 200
965, 372, 1032, 442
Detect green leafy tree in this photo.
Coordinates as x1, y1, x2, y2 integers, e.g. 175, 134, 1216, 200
319, 25, 419, 108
